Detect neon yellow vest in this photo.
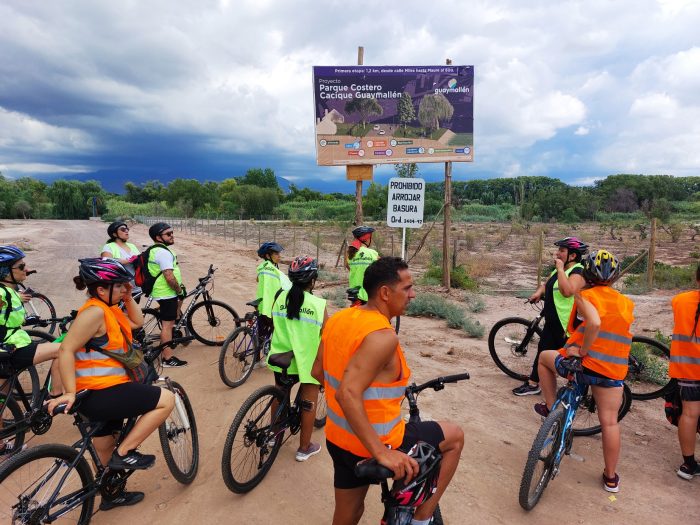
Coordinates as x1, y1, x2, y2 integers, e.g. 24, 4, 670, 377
256, 261, 292, 317
348, 246, 379, 302
147, 245, 182, 299
0, 284, 31, 347
552, 263, 583, 334
104, 241, 139, 258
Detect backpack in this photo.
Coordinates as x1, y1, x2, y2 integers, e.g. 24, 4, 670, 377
132, 244, 173, 297
664, 379, 700, 433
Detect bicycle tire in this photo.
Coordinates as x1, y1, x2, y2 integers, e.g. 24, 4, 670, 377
218, 326, 257, 388
0, 443, 94, 524
488, 317, 543, 381
158, 381, 199, 484
627, 336, 672, 401
572, 383, 632, 437
394, 315, 400, 334
221, 385, 285, 493
0, 396, 26, 455
21, 289, 57, 335
139, 307, 162, 344
519, 406, 565, 510
314, 388, 327, 428
187, 300, 240, 346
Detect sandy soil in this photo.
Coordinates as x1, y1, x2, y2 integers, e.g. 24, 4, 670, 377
1, 219, 697, 524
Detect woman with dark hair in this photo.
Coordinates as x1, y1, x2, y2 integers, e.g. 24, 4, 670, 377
100, 221, 142, 300
267, 255, 328, 461
669, 263, 700, 480
47, 258, 174, 511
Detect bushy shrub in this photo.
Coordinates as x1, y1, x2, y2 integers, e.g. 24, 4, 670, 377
406, 293, 483, 338
423, 264, 477, 290
619, 252, 647, 274
321, 287, 346, 308
623, 262, 696, 291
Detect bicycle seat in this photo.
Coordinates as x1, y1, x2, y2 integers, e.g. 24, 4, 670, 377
354, 458, 394, 482
51, 390, 91, 416
268, 350, 294, 370
246, 298, 262, 309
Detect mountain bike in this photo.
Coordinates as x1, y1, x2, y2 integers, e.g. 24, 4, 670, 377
488, 302, 671, 400
519, 357, 632, 510
354, 372, 470, 525
18, 270, 58, 335
0, 338, 199, 524
140, 264, 240, 346
347, 286, 400, 333
218, 299, 271, 388
221, 350, 327, 493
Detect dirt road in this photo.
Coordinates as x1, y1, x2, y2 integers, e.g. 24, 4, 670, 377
1, 219, 697, 524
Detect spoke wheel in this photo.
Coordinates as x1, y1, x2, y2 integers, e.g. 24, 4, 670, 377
488, 317, 542, 381
221, 385, 285, 493
572, 384, 632, 436
0, 396, 26, 456
158, 381, 199, 484
187, 300, 240, 346
21, 289, 57, 335
218, 326, 257, 388
139, 308, 162, 345
626, 336, 672, 400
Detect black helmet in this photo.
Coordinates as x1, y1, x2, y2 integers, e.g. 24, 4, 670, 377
149, 222, 172, 241
386, 442, 441, 508
582, 249, 620, 285
78, 258, 132, 285
107, 221, 128, 241
257, 242, 283, 258
288, 255, 319, 284
352, 226, 375, 239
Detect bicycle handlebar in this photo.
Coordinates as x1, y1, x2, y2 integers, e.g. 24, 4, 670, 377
408, 372, 470, 394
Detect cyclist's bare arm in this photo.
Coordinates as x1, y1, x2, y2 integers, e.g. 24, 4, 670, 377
572, 293, 600, 357
311, 341, 324, 384
335, 329, 419, 481
554, 259, 586, 297
529, 284, 546, 303
121, 283, 144, 330
100, 251, 131, 265
162, 269, 180, 294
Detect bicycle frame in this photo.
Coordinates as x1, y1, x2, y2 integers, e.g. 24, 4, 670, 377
545, 381, 586, 479
0, 370, 53, 441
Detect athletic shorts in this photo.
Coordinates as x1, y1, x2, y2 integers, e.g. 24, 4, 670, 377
327, 421, 445, 490
9, 342, 38, 371
554, 354, 624, 388
157, 297, 179, 322
678, 380, 700, 402
79, 382, 161, 437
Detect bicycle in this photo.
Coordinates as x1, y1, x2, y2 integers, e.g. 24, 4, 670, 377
488, 301, 672, 400
519, 357, 631, 510
347, 286, 400, 334
221, 350, 327, 493
354, 372, 470, 525
0, 336, 199, 524
140, 264, 240, 346
18, 270, 58, 335
218, 299, 271, 388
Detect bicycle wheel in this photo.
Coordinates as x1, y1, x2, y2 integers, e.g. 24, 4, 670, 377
158, 381, 199, 484
0, 443, 94, 524
218, 326, 258, 388
314, 387, 327, 428
0, 396, 26, 456
221, 385, 285, 493
139, 308, 162, 344
187, 300, 240, 346
488, 317, 542, 381
519, 406, 565, 510
627, 336, 672, 401
572, 383, 632, 437
21, 289, 57, 335
23, 329, 55, 406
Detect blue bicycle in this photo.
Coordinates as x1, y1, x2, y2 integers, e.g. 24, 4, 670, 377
519, 357, 632, 510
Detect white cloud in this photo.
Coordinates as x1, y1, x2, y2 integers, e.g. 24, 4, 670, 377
574, 126, 589, 135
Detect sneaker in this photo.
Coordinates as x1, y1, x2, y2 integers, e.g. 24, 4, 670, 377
677, 462, 700, 480
0, 441, 27, 458
162, 356, 188, 368
295, 442, 322, 462
108, 449, 156, 470
602, 472, 620, 493
99, 490, 145, 511
534, 402, 550, 418
253, 358, 267, 370
513, 383, 541, 396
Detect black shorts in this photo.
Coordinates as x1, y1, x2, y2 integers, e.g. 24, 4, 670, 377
9, 342, 38, 371
679, 380, 700, 402
79, 382, 161, 437
157, 297, 179, 321
327, 421, 445, 489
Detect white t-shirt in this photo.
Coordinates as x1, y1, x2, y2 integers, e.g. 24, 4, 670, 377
152, 247, 177, 299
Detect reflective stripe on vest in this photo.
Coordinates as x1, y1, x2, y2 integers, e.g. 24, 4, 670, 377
0, 284, 31, 347
551, 263, 583, 334
670, 290, 700, 380
322, 307, 409, 457
560, 286, 634, 380
75, 298, 130, 390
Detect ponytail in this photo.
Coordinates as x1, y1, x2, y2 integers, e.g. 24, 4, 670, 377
285, 282, 306, 320
347, 245, 359, 261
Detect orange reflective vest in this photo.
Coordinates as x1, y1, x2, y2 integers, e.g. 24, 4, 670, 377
323, 307, 410, 457
670, 290, 700, 380
74, 298, 131, 390
559, 286, 634, 380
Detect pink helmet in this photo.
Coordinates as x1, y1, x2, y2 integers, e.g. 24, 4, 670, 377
78, 258, 132, 285
554, 237, 589, 255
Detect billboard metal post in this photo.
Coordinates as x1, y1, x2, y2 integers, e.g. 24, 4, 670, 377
442, 59, 453, 291
355, 45, 365, 224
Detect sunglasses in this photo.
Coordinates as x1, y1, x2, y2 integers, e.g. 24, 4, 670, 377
12, 263, 26, 271
161, 231, 174, 237
118, 226, 129, 232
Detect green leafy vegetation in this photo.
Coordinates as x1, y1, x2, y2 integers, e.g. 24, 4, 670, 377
406, 293, 484, 338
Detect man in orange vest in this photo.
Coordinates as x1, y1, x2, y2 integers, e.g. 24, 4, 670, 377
669, 263, 700, 480
312, 257, 464, 525
535, 250, 634, 493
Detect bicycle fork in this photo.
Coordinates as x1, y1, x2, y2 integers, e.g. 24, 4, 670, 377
155, 377, 191, 431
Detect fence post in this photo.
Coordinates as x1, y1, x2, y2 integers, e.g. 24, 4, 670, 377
536, 230, 544, 287
316, 228, 320, 262
293, 227, 297, 255
258, 225, 261, 246
647, 218, 657, 288
233, 219, 237, 244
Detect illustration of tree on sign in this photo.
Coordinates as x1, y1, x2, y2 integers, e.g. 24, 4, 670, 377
397, 92, 415, 130
344, 98, 383, 130
418, 93, 454, 134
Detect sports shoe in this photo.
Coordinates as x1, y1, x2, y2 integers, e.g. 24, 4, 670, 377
253, 357, 267, 370
677, 462, 700, 480
99, 490, 145, 511
513, 383, 541, 396
162, 356, 188, 368
534, 402, 550, 418
602, 472, 620, 493
0, 441, 26, 458
108, 449, 156, 470
295, 442, 322, 462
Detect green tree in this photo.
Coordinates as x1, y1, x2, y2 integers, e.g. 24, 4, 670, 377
397, 92, 415, 130
394, 163, 419, 178
418, 93, 454, 133
344, 98, 383, 130
240, 168, 278, 189
363, 182, 388, 219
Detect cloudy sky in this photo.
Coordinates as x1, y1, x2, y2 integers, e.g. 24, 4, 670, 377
1, 0, 699, 192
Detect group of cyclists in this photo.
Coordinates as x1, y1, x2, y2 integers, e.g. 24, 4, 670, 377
1, 220, 699, 522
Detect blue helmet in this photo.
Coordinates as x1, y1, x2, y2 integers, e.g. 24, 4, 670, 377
257, 242, 283, 258
0, 245, 26, 280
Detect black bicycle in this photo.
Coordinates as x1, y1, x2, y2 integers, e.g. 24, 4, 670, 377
221, 350, 327, 493
0, 339, 199, 524
355, 372, 470, 525
140, 264, 240, 346
19, 270, 58, 335
488, 302, 672, 400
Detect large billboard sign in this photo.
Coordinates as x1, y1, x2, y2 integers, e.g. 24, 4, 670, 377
313, 65, 473, 166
